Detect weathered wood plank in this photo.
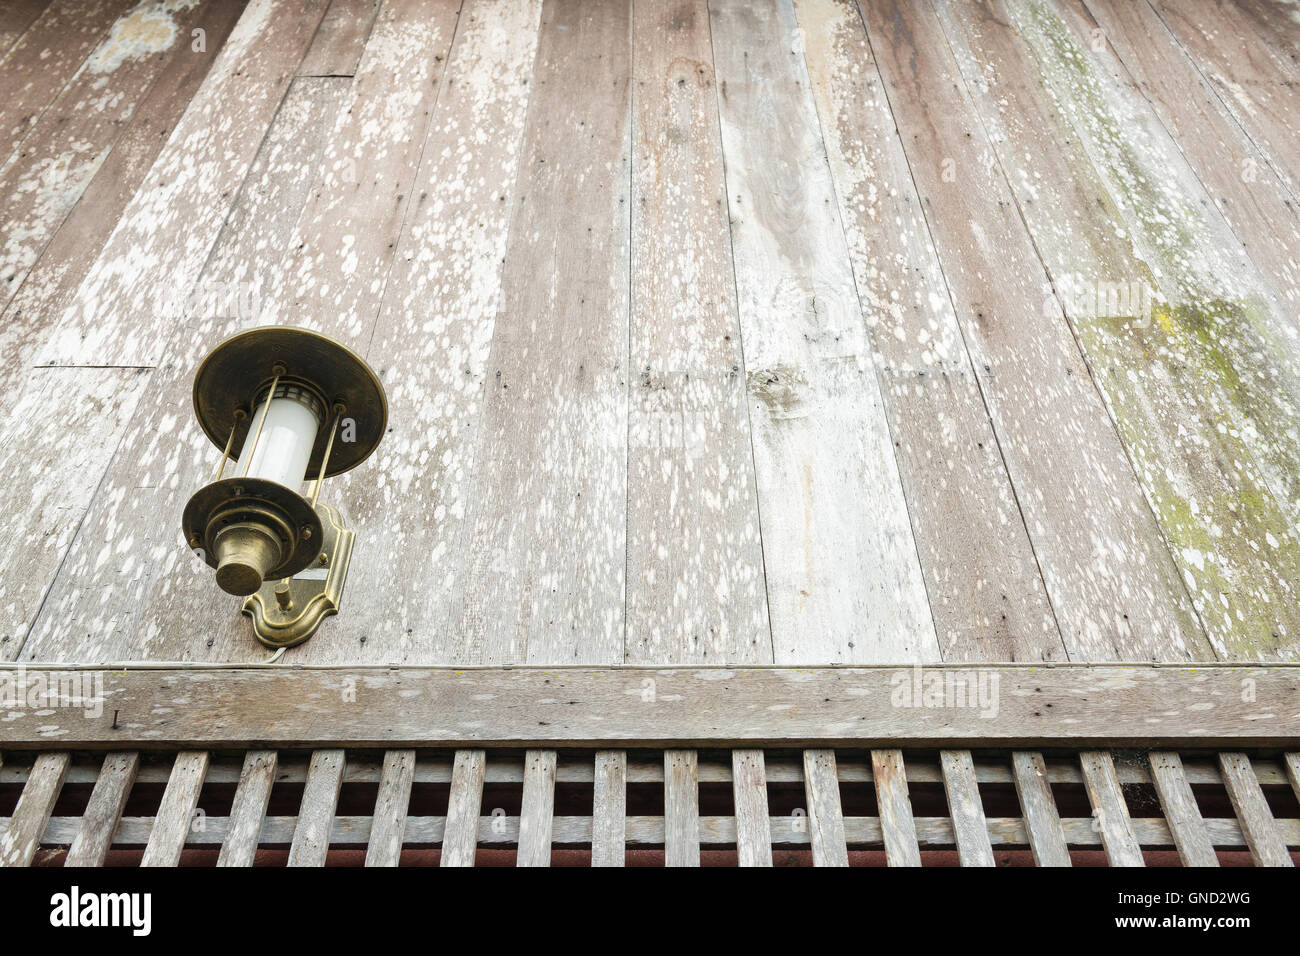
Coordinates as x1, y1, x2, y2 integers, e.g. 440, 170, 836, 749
802, 748, 847, 866
0, 0, 132, 162
872, 749, 921, 866
1012, 751, 1071, 866
592, 749, 626, 867
1286, 752, 1300, 806
664, 749, 700, 866
449, 0, 631, 666
217, 749, 277, 867
35, 0, 329, 368
0, 752, 68, 866
0, 0, 241, 423
516, 749, 556, 867
18, 77, 349, 663
1149, 0, 1300, 200
287, 749, 345, 867
940, 749, 995, 866
140, 750, 208, 867
709, 0, 936, 664
3, 665, 1296, 747
65, 751, 139, 867
441, 748, 485, 867
1079, 750, 1144, 866
298, 0, 379, 76
731, 748, 772, 866
365, 749, 414, 866
1148, 751, 1218, 867
1218, 751, 1293, 867
939, 0, 1300, 661
0, 0, 48, 62
795, 0, 1062, 662
302, 0, 543, 664
0, 0, 215, 316
1232, 0, 1300, 73
860, 0, 1209, 661
625, 0, 769, 665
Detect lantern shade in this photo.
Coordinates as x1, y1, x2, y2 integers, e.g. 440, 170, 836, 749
235, 383, 323, 488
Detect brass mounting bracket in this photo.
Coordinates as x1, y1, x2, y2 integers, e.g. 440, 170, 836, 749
242, 502, 354, 648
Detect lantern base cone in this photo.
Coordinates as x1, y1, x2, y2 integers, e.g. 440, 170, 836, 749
213, 523, 282, 596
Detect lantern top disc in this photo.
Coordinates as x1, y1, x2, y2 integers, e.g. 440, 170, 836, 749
193, 327, 387, 479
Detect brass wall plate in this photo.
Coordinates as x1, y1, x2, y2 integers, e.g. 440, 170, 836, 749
242, 503, 354, 648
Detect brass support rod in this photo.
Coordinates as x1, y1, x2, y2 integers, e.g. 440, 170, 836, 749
239, 374, 280, 479
212, 416, 239, 482
309, 404, 344, 508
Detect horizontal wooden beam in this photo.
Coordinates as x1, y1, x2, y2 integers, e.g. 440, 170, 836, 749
0, 665, 1295, 749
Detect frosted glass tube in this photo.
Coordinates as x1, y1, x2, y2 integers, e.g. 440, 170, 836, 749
235, 385, 322, 489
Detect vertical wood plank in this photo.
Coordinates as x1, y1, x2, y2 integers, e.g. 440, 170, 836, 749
940, 749, 995, 867
1011, 751, 1071, 866
141, 750, 209, 867
36, 0, 330, 368
1148, 751, 1218, 867
365, 749, 415, 867
1079, 750, 1144, 866
860, 0, 1209, 661
517, 749, 557, 867
592, 750, 627, 867
794, 0, 1063, 662
1218, 751, 1293, 867
0, 752, 69, 867
287, 749, 345, 867
664, 749, 700, 867
802, 748, 848, 867
1285, 753, 1300, 806
218, 750, 277, 868
709, 0, 937, 664
303, 0, 544, 664
452, 0, 632, 666
298, 0, 380, 76
731, 749, 772, 867
441, 749, 486, 868
626, 0, 770, 665
871, 749, 921, 866
65, 751, 139, 867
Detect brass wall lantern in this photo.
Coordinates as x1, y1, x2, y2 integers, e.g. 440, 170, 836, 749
183, 327, 386, 648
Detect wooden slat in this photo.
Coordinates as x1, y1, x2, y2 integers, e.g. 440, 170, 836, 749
625, 0, 768, 665
441, 749, 486, 867
140, 750, 209, 867
794, 0, 1062, 662
1218, 752, 1293, 867
664, 749, 700, 866
217, 750, 277, 868
802, 748, 848, 866
1233, 0, 1300, 72
0, 752, 69, 866
1079, 750, 1144, 866
1148, 751, 1218, 867
0, 0, 216, 317
0, 0, 132, 160
1286, 753, 1300, 805
301, 0, 543, 664
872, 749, 921, 866
35, 0, 329, 368
0, 0, 48, 61
4, 665, 1296, 748
516, 749, 556, 867
365, 749, 415, 867
938, 0, 1300, 660
450, 0, 631, 666
731, 749, 772, 867
940, 749, 994, 866
16, 75, 350, 663
287, 749, 345, 867
591, 750, 626, 867
860, 0, 1208, 661
298, 0, 380, 76
65, 752, 139, 867
1012, 751, 1071, 866
709, 0, 935, 664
